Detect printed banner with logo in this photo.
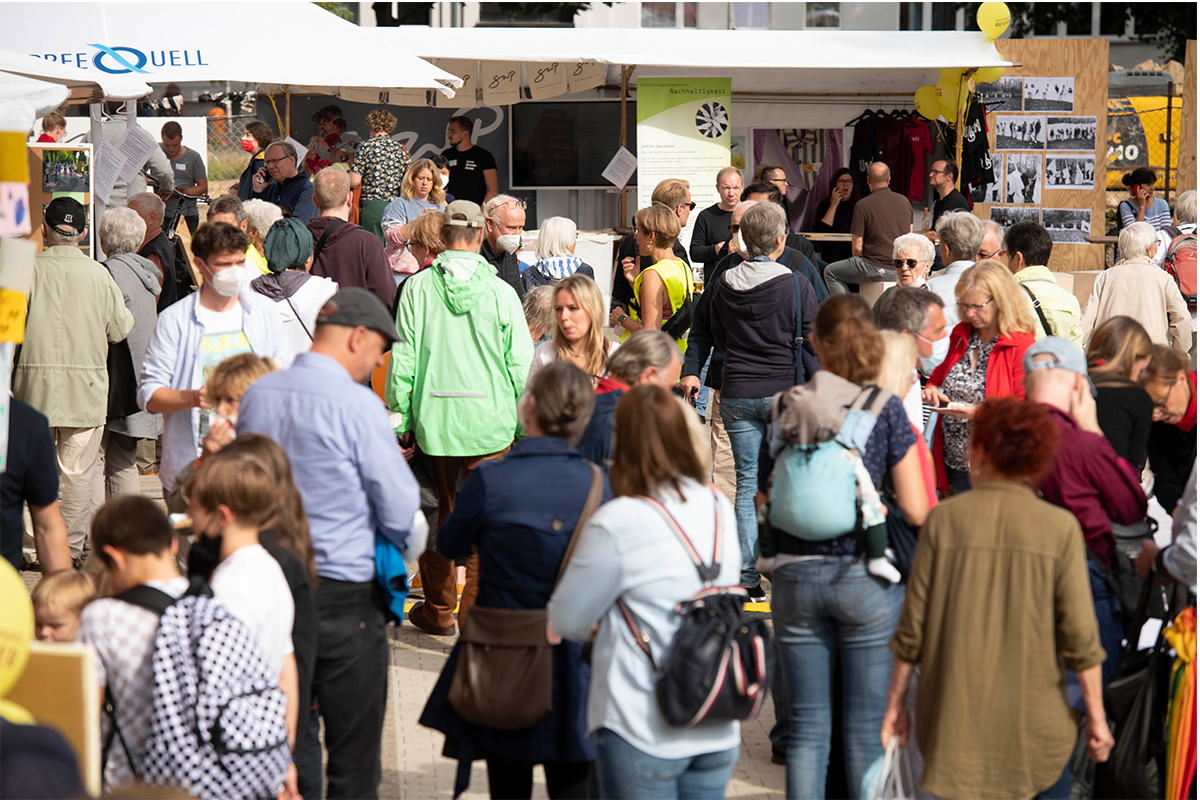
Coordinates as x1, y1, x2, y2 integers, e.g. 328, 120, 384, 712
636, 78, 732, 279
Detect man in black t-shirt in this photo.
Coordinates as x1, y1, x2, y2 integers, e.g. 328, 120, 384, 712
441, 115, 498, 206
923, 160, 969, 270
2, 399, 70, 572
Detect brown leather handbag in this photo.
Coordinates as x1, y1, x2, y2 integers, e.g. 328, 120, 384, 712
447, 463, 603, 730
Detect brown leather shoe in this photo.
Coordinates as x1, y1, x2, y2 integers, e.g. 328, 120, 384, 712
407, 601, 456, 636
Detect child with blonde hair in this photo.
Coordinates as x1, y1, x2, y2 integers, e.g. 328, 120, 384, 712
32, 570, 97, 642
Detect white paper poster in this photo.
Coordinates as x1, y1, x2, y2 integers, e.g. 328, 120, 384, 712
114, 125, 159, 185
93, 140, 127, 206
602, 147, 638, 188
482, 61, 521, 106
637, 78, 732, 275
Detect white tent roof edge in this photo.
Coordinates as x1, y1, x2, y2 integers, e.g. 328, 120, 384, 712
0, 48, 151, 101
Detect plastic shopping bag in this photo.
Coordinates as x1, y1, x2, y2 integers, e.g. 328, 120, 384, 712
860, 736, 917, 800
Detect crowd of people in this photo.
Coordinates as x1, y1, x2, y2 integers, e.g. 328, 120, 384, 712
5, 108, 1198, 800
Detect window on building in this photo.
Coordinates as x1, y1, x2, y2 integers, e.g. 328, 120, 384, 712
1100, 3, 1129, 36
806, 1, 840, 28
1063, 2, 1091, 35
641, 1, 697, 28
931, 2, 958, 31
734, 1, 770, 29
899, 1, 923, 31
479, 2, 576, 26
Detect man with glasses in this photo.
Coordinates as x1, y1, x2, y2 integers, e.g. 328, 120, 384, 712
481, 194, 527, 298
250, 140, 317, 222
442, 115, 498, 206
977, 220, 1007, 262
741, 181, 818, 265
879, 286, 949, 428
921, 160, 969, 271
1003, 220, 1082, 345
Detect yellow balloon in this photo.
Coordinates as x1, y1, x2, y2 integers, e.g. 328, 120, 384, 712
938, 67, 965, 82
974, 65, 1006, 84
977, 1, 1010, 39
935, 75, 960, 105
914, 86, 941, 120
0, 561, 33, 699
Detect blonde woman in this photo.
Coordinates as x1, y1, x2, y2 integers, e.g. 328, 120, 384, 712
381, 158, 447, 280
610, 203, 692, 353
1086, 316, 1155, 466
922, 260, 1037, 493
527, 274, 617, 388
349, 109, 410, 242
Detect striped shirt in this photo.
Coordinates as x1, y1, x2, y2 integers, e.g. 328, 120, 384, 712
1119, 197, 1172, 231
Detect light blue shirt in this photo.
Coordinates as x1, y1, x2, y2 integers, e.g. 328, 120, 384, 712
926, 259, 975, 330
137, 289, 293, 492
548, 478, 742, 760
236, 352, 423, 583
380, 196, 442, 230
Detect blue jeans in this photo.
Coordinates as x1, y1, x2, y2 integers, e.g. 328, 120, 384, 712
772, 556, 903, 799
1067, 559, 1124, 710
696, 356, 711, 419
717, 395, 774, 587
594, 728, 739, 800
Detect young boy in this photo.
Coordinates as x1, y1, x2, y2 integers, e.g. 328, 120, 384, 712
32, 570, 96, 642
184, 451, 299, 791
77, 496, 188, 789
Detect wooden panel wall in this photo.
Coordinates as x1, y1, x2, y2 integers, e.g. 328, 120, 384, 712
1179, 40, 1196, 193
974, 38, 1108, 272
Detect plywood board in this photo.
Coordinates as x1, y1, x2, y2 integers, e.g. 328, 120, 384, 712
7, 641, 100, 797
973, 38, 1108, 272
1179, 40, 1196, 193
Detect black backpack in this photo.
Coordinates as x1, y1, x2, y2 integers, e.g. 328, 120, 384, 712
618, 488, 774, 727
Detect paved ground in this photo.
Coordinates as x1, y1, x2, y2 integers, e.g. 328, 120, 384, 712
378, 615, 786, 800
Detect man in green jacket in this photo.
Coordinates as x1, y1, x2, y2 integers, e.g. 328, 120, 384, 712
386, 200, 533, 636
14, 198, 134, 565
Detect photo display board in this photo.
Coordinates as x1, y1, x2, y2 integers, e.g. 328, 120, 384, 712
27, 144, 94, 259
974, 38, 1108, 272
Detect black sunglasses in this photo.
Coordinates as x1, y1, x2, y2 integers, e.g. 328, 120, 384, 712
892, 258, 925, 270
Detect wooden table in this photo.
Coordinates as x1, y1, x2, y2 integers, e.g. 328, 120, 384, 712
801, 232, 852, 242
1084, 234, 1119, 267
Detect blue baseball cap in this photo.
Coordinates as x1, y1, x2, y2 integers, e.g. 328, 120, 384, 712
1023, 337, 1095, 395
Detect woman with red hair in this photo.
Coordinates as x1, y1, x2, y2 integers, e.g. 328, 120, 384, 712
882, 398, 1114, 799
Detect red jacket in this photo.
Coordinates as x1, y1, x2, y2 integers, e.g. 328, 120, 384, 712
928, 323, 1036, 491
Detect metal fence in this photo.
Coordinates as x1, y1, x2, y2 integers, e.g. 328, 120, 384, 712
206, 113, 260, 183
1105, 92, 1179, 197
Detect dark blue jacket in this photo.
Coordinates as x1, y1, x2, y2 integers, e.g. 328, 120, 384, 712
576, 379, 626, 469
251, 172, 317, 222
236, 150, 266, 201
684, 246, 825, 391
419, 437, 611, 786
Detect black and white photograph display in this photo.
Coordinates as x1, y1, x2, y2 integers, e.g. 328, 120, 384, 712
983, 155, 1004, 203
1023, 77, 1075, 112
1043, 208, 1092, 243
1004, 153, 1042, 204
977, 77, 1023, 112
990, 206, 1041, 227
1046, 116, 1097, 151
1044, 156, 1096, 190
994, 115, 1045, 151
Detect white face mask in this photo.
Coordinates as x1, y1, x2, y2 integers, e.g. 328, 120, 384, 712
732, 230, 746, 256
204, 263, 247, 298
496, 233, 521, 255
210, 411, 236, 430
438, 173, 449, 189
918, 334, 951, 376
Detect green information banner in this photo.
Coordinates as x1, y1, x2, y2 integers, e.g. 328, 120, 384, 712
636, 78, 732, 280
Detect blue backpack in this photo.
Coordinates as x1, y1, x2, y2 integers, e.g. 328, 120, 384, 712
767, 374, 891, 541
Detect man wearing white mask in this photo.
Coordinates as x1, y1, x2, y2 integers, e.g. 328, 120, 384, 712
138, 222, 293, 497
481, 194, 527, 299
879, 286, 950, 429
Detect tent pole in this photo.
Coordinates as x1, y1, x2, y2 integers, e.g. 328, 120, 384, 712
285, 85, 292, 138
619, 65, 633, 232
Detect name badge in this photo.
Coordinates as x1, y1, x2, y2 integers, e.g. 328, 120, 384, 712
175, 163, 187, 170
447, 159, 458, 167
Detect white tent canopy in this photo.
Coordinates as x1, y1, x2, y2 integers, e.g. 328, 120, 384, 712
380, 27, 1013, 98
0, 48, 150, 103
0, 3, 462, 98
